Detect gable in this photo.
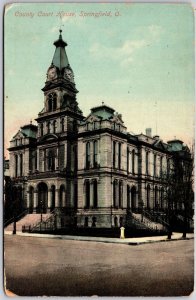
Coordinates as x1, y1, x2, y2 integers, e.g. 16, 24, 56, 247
154, 140, 166, 150
85, 114, 101, 123
13, 130, 26, 140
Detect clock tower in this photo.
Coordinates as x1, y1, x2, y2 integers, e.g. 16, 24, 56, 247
32, 30, 84, 226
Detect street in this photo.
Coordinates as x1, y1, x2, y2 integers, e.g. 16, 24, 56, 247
4, 235, 194, 296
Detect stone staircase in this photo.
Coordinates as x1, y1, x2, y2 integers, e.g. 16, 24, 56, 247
4, 213, 51, 233
132, 213, 165, 231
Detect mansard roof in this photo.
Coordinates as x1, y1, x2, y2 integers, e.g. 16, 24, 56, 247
90, 104, 115, 120
12, 123, 37, 140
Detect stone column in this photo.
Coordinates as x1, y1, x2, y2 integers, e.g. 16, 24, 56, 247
33, 191, 38, 213
48, 189, 52, 209
17, 154, 21, 177
55, 189, 60, 208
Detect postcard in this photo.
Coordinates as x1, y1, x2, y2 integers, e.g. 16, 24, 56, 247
4, 2, 194, 296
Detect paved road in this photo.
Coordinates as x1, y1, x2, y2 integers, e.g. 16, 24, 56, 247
4, 235, 194, 296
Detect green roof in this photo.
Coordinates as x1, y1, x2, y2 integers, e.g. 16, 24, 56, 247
21, 124, 37, 139
52, 30, 69, 70
91, 105, 115, 120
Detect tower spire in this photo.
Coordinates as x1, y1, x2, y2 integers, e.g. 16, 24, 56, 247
52, 30, 69, 70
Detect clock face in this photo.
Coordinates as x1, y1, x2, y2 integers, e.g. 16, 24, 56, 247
64, 68, 74, 83
48, 67, 57, 80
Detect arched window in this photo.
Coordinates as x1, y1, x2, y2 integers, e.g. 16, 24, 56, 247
119, 181, 123, 208
93, 180, 98, 208
85, 180, 90, 208
48, 93, 57, 112
61, 118, 64, 132
29, 186, 34, 213
86, 142, 90, 169
15, 155, 18, 177
113, 180, 118, 208
114, 216, 118, 227
93, 140, 98, 168
147, 185, 150, 209
131, 186, 137, 210
92, 217, 96, 227
51, 185, 55, 210
132, 150, 135, 174
120, 217, 123, 227
53, 120, 57, 133
84, 217, 88, 227
146, 152, 149, 175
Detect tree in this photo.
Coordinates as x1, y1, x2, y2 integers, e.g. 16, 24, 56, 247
164, 146, 194, 239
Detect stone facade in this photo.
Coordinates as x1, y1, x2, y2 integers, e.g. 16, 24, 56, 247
8, 31, 191, 229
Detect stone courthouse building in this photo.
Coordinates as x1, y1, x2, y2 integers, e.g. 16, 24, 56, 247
7, 31, 191, 230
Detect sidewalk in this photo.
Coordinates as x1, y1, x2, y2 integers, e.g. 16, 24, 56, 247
4, 230, 194, 245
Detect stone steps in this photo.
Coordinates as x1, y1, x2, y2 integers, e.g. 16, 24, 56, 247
5, 214, 51, 232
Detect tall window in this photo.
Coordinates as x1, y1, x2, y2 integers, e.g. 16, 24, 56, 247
154, 154, 157, 177
48, 93, 57, 112
118, 143, 121, 169
93, 140, 98, 168
160, 156, 163, 177
127, 147, 129, 173
113, 141, 116, 168
146, 152, 149, 175
86, 142, 90, 169
53, 120, 57, 133
147, 185, 150, 209
119, 181, 123, 208
132, 150, 135, 174
113, 180, 117, 208
48, 150, 55, 171
154, 186, 158, 208
85, 181, 90, 208
61, 118, 64, 132
47, 122, 50, 134
93, 180, 98, 208
40, 123, 43, 136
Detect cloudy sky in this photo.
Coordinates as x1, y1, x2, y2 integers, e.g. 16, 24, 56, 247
4, 3, 195, 157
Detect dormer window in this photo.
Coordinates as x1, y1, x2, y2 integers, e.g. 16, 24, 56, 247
48, 93, 57, 112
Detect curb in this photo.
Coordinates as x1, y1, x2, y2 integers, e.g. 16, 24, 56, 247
4, 231, 194, 245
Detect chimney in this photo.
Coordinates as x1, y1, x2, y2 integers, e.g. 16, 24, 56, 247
146, 128, 152, 137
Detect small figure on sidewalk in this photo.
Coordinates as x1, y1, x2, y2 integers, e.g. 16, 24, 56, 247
120, 227, 125, 239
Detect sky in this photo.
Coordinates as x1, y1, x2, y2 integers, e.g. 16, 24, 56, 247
4, 2, 195, 158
